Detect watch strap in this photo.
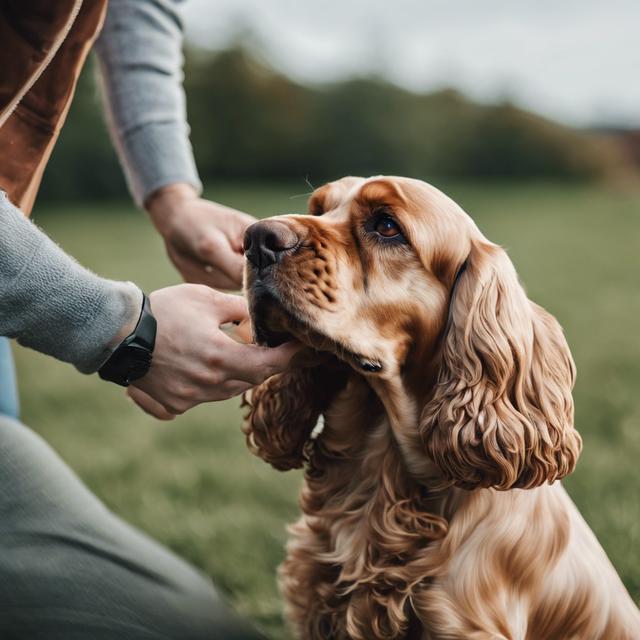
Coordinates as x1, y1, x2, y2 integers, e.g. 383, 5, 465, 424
98, 293, 157, 386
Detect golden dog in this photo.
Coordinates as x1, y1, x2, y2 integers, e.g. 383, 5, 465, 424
241, 176, 639, 639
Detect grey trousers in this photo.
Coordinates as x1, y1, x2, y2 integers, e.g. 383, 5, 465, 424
0, 415, 263, 639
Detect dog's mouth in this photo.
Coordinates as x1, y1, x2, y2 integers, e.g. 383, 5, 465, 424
248, 280, 332, 350
247, 278, 384, 374
250, 291, 292, 348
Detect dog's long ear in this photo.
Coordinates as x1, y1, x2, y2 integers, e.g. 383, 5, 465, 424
420, 241, 581, 490
241, 361, 348, 471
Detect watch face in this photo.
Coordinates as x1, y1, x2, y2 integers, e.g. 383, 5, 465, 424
125, 346, 153, 383
99, 344, 152, 386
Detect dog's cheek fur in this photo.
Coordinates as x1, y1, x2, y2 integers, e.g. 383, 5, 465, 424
241, 363, 348, 471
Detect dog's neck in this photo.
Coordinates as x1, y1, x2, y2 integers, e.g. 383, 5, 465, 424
304, 371, 458, 624
312, 358, 454, 508
306, 342, 454, 526
362, 350, 445, 484
365, 375, 429, 479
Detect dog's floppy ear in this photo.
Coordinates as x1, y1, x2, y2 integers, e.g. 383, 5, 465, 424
420, 240, 581, 490
241, 360, 347, 471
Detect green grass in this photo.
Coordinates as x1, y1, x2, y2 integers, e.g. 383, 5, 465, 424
15, 181, 640, 637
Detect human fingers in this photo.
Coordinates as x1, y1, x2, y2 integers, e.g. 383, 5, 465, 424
212, 292, 251, 325
221, 339, 302, 385
127, 386, 176, 421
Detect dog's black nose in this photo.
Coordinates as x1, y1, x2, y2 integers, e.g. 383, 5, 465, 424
243, 220, 299, 269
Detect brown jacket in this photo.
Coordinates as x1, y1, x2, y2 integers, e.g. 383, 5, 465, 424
0, 0, 107, 215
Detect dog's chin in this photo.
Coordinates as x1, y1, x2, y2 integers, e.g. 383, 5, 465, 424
248, 283, 331, 351
252, 311, 294, 348
247, 279, 385, 375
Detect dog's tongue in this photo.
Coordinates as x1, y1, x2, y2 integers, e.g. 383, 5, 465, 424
224, 318, 253, 344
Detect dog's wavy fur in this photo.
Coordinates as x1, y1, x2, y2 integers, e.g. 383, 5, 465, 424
242, 177, 640, 639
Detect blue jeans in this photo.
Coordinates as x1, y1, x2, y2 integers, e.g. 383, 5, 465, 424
0, 337, 19, 418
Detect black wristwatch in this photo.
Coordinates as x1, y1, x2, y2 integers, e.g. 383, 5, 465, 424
98, 293, 157, 387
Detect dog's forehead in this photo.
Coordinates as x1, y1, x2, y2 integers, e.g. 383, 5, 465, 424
394, 179, 483, 244
309, 177, 368, 213
324, 176, 466, 217
310, 176, 478, 248
338, 175, 404, 209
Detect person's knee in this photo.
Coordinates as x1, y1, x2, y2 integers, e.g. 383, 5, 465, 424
0, 417, 263, 639
0, 523, 262, 640
94, 574, 264, 639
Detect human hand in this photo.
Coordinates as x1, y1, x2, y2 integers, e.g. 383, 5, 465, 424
146, 183, 255, 290
127, 285, 299, 420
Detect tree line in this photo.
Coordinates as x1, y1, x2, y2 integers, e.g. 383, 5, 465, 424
40, 46, 633, 203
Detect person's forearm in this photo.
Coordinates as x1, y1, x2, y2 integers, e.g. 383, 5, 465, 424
0, 192, 141, 373
93, 0, 202, 208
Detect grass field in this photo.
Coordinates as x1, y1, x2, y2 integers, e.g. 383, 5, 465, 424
14, 181, 640, 637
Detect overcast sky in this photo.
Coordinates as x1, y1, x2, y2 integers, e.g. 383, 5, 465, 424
182, 0, 639, 128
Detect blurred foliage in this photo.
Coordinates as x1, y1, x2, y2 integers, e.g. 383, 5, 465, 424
40, 46, 633, 203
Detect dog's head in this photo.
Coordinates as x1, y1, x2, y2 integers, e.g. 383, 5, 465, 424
242, 176, 581, 489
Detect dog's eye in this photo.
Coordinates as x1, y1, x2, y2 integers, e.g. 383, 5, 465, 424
374, 215, 401, 238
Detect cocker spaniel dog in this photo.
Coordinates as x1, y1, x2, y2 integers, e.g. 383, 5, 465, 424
241, 176, 640, 639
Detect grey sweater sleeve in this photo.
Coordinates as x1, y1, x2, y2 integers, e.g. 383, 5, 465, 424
0, 192, 142, 373
93, 0, 202, 207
